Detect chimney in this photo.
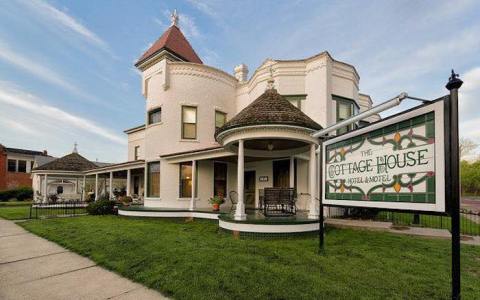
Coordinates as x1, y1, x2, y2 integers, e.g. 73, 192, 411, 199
234, 64, 248, 83
43, 150, 48, 156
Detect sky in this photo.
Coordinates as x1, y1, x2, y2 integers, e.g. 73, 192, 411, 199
0, 0, 479, 162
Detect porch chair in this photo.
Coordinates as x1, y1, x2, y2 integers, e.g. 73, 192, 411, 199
229, 191, 238, 214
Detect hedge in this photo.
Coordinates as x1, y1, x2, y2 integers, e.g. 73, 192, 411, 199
0, 187, 33, 202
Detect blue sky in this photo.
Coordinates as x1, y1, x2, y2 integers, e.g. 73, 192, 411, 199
0, 0, 479, 162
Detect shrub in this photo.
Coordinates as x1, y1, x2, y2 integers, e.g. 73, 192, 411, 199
86, 199, 116, 215
0, 187, 33, 201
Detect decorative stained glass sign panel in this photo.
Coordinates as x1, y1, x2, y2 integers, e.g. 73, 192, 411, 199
322, 100, 446, 213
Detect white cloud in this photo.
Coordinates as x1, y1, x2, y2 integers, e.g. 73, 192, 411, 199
0, 40, 108, 105
0, 41, 78, 93
0, 82, 125, 145
0, 118, 37, 135
160, 10, 201, 39
186, 0, 217, 18
17, 0, 113, 56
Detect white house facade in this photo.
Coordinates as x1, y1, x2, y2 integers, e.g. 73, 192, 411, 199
31, 13, 379, 232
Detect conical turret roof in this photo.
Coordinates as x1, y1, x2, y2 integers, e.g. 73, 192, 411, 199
215, 88, 322, 139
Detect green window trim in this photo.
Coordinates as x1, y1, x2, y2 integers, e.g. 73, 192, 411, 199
333, 95, 358, 135
181, 106, 197, 139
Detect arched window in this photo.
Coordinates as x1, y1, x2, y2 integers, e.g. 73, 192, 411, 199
57, 186, 64, 194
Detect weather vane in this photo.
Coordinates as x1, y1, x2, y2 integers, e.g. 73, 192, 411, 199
171, 9, 179, 27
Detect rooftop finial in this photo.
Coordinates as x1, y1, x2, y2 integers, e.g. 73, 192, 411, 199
266, 66, 275, 90
73, 142, 78, 154
171, 9, 179, 27
446, 69, 463, 90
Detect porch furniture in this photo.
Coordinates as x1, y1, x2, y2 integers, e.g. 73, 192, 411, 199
229, 191, 238, 213
263, 187, 296, 217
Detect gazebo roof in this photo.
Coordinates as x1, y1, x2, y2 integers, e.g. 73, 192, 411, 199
215, 87, 322, 140
34, 152, 98, 172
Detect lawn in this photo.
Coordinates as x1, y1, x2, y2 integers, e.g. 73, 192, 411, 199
0, 205, 31, 220
376, 211, 480, 236
20, 216, 480, 300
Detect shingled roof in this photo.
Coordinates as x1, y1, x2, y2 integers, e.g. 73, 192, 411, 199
34, 152, 98, 172
215, 88, 322, 139
135, 25, 202, 67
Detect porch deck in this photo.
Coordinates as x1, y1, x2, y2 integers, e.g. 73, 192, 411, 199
118, 206, 319, 235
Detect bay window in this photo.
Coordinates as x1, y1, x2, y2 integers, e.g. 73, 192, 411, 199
335, 96, 356, 135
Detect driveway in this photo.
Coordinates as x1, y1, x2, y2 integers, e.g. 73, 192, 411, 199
0, 218, 168, 300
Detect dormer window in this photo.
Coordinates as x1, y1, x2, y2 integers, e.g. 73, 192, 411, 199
148, 107, 162, 125
182, 106, 197, 139
215, 111, 227, 129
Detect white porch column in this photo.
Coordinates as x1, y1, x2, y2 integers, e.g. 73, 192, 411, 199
43, 174, 48, 202
289, 156, 295, 188
235, 139, 246, 220
308, 144, 319, 219
95, 174, 99, 201
189, 160, 196, 211
126, 169, 131, 196
109, 172, 113, 200
82, 176, 86, 201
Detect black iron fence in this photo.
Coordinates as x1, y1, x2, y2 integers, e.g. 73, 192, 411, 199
30, 201, 88, 219
327, 207, 480, 236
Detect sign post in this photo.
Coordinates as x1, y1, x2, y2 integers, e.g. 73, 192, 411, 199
445, 70, 463, 300
315, 70, 463, 299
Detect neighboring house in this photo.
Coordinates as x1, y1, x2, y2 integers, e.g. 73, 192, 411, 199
30, 12, 380, 221
0, 144, 49, 190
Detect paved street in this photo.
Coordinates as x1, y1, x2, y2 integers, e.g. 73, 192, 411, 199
0, 218, 167, 300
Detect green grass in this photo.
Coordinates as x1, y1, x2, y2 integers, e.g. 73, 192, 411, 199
376, 212, 480, 235
0, 200, 32, 207
19, 216, 480, 300
0, 205, 31, 219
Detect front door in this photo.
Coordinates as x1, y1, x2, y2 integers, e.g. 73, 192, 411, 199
244, 171, 256, 209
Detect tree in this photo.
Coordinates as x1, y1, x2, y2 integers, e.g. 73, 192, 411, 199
460, 137, 478, 160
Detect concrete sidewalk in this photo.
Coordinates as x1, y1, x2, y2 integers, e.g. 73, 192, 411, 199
0, 219, 168, 300
325, 218, 480, 246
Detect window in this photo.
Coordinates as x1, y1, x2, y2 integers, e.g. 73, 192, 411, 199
284, 95, 306, 110
215, 111, 227, 129
30, 161, 34, 172
134, 146, 140, 160
18, 160, 27, 173
213, 162, 227, 198
179, 162, 197, 198
147, 162, 160, 197
7, 159, 16, 172
182, 106, 197, 139
335, 97, 355, 135
148, 107, 162, 125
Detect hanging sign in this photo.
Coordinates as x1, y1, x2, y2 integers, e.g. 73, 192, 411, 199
322, 100, 445, 213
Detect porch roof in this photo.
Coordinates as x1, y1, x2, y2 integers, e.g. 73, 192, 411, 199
215, 87, 322, 141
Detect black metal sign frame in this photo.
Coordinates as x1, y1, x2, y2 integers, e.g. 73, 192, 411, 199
318, 71, 463, 300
